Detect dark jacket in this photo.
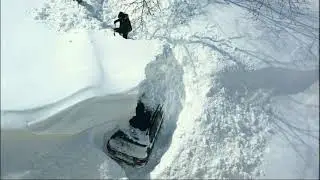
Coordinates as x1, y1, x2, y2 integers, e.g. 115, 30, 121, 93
73, 0, 83, 4
129, 101, 151, 131
114, 12, 132, 33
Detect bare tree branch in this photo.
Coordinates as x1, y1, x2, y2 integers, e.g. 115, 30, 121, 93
114, 0, 162, 32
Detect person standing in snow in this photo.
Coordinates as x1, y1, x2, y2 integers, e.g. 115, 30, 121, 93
113, 12, 132, 39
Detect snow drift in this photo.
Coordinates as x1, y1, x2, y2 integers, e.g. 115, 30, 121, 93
1, 0, 165, 178
1, 0, 319, 179
1, 20, 162, 128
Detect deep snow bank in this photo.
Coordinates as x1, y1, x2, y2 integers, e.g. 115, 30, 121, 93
1, 2, 162, 127
261, 80, 319, 179
1, 27, 161, 110
121, 45, 186, 179
1, 0, 164, 178
148, 44, 272, 179
147, 0, 318, 179
32, 0, 108, 32
1, 29, 162, 128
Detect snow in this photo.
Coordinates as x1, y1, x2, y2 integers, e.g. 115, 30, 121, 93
2, 27, 161, 111
1, 129, 126, 179
122, 126, 150, 146
1, 0, 319, 179
261, 82, 319, 179
145, 1, 318, 179
1, 0, 162, 128
1, 0, 162, 178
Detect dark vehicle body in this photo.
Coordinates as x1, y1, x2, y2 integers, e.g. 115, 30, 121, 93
104, 104, 164, 166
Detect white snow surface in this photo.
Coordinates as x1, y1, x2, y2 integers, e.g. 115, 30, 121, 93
1, 0, 161, 178
1, 0, 162, 128
1, 0, 319, 179
122, 126, 150, 146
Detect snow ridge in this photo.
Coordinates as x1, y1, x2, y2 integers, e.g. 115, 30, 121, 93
139, 44, 185, 143
199, 87, 270, 178
32, 0, 107, 32
122, 45, 186, 179
139, 45, 185, 110
149, 45, 272, 179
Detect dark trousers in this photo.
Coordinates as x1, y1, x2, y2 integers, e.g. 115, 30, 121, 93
114, 28, 128, 39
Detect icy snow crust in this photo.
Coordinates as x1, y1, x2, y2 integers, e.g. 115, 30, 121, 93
2, 0, 319, 179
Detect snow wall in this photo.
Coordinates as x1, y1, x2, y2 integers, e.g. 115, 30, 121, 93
1, 35, 185, 179
1, 0, 186, 178
139, 45, 185, 123
1, 27, 163, 130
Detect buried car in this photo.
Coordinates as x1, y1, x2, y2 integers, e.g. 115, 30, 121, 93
103, 101, 164, 166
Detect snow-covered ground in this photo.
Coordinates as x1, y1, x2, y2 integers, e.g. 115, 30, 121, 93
1, 0, 319, 179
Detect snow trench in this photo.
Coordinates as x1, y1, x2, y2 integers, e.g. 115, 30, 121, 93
115, 45, 186, 178
1, 33, 185, 178
2, 0, 185, 178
